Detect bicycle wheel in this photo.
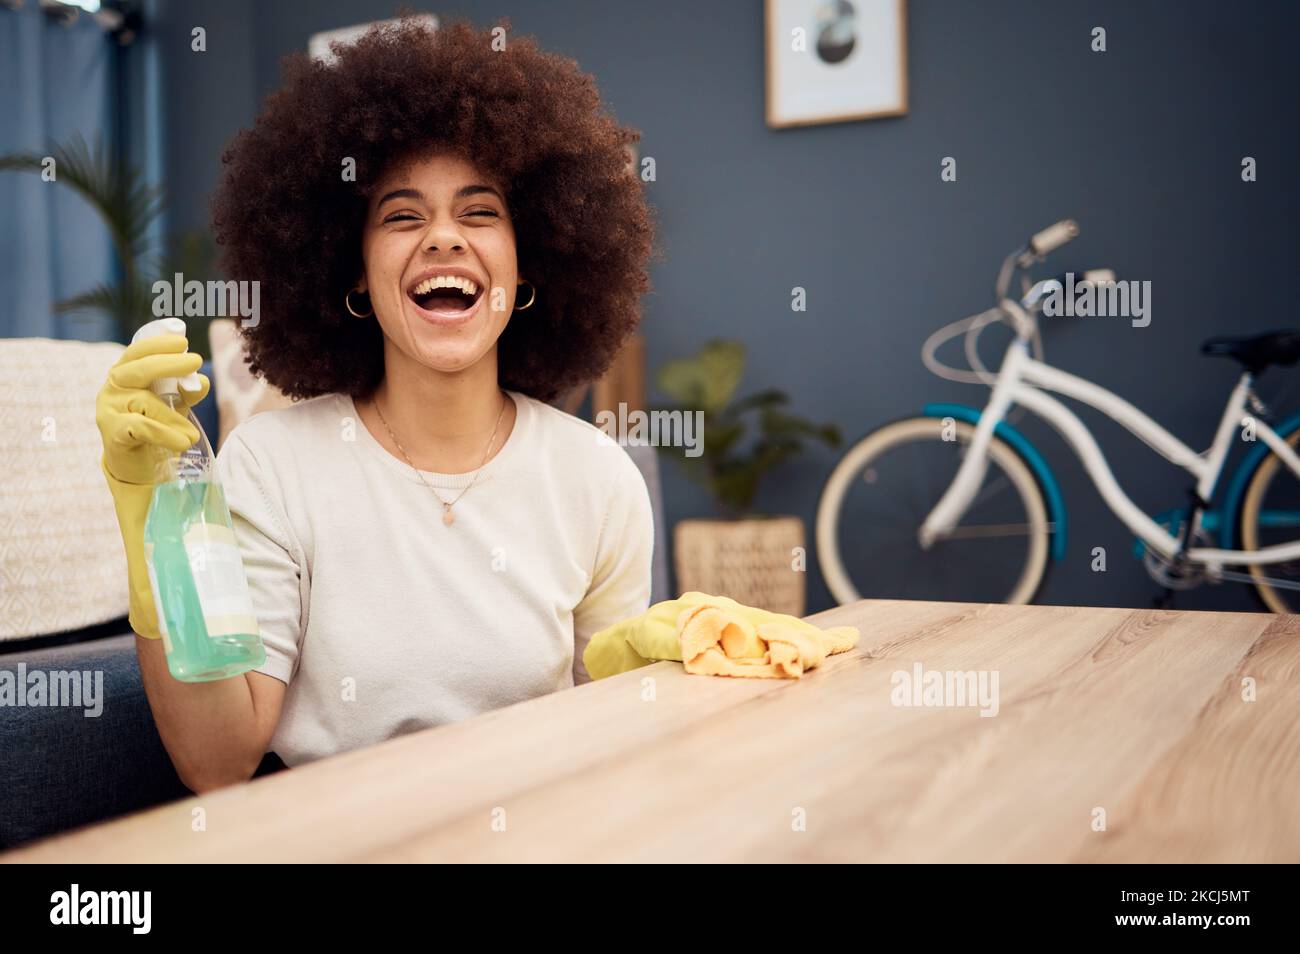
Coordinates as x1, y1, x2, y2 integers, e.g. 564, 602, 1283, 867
1238, 427, 1300, 613
816, 416, 1051, 604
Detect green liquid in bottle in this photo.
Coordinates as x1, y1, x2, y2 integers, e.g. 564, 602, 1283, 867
145, 479, 266, 683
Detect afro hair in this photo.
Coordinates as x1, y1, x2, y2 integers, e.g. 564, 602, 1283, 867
211, 15, 656, 403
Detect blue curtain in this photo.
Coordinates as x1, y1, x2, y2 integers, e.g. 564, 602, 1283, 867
0, 5, 115, 342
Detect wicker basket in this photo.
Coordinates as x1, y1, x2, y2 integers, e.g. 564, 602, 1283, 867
673, 516, 806, 617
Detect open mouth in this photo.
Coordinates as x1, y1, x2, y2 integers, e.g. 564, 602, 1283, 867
407, 275, 484, 316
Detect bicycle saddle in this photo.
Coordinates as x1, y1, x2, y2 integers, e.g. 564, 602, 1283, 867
1201, 329, 1300, 373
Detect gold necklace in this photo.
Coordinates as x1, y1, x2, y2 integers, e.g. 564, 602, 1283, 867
372, 390, 509, 526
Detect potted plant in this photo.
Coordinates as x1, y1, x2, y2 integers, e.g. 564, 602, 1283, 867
653, 339, 841, 615
0, 135, 220, 360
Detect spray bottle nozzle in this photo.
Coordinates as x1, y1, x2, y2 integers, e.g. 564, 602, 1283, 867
131, 317, 192, 397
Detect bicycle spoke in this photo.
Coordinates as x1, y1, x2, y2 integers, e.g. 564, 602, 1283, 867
907, 445, 945, 518
823, 418, 1049, 605
966, 470, 1015, 512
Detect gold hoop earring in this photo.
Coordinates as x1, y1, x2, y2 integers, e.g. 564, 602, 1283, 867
514, 279, 536, 312
345, 288, 373, 318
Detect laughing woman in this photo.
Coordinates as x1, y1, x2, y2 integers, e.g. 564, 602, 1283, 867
96, 17, 656, 791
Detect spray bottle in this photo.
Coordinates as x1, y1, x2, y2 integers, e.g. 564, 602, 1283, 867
137, 318, 266, 682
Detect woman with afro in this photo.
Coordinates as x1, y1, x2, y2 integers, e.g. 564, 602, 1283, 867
106, 17, 656, 790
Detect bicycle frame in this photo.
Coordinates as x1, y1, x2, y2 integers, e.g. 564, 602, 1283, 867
920, 327, 1300, 570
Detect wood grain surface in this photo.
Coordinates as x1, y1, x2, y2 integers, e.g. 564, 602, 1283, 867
5, 599, 1296, 863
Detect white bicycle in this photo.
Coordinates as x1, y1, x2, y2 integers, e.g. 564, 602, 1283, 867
817, 220, 1300, 611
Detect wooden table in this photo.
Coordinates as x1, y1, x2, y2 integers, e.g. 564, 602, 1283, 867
5, 599, 1298, 863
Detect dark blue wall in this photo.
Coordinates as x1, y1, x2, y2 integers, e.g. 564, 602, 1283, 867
151, 0, 1300, 612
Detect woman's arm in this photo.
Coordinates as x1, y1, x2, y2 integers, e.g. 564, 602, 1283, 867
139, 427, 305, 792
572, 447, 656, 684
135, 639, 285, 793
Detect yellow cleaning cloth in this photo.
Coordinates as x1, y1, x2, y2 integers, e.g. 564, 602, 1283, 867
583, 591, 859, 681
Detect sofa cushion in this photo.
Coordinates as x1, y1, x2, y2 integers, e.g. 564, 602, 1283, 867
0, 633, 190, 849
0, 338, 131, 641
208, 318, 297, 453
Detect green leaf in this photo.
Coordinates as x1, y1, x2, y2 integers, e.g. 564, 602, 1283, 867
655, 339, 745, 413
701, 419, 745, 463
760, 407, 842, 447
54, 279, 154, 327
651, 338, 841, 515
718, 388, 788, 421
0, 135, 163, 280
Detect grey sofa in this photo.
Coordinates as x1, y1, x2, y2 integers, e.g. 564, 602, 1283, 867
0, 363, 223, 850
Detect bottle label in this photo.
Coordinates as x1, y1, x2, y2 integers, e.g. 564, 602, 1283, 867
184, 523, 260, 638
143, 540, 174, 654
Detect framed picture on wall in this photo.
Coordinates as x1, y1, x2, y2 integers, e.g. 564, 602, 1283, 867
765, 0, 908, 128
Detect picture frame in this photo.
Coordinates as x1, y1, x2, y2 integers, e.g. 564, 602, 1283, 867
765, 0, 908, 129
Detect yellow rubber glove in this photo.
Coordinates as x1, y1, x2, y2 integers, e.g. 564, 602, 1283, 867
95, 330, 210, 640
583, 591, 859, 680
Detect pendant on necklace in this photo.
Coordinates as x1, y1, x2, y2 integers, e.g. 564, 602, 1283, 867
442, 503, 455, 526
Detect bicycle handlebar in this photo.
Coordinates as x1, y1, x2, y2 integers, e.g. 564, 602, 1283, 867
929, 219, 1094, 387
1029, 219, 1079, 256
998, 219, 1079, 299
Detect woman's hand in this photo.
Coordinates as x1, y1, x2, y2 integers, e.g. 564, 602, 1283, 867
95, 326, 209, 640
96, 329, 209, 485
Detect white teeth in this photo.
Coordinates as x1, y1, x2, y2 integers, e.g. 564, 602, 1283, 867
412, 275, 479, 297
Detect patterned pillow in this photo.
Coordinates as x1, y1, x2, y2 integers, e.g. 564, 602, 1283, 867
0, 338, 131, 640
207, 319, 297, 452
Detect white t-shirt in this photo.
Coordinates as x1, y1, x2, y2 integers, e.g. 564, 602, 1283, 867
212, 389, 654, 767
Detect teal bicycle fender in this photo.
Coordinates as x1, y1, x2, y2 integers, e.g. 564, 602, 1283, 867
922, 403, 1067, 561
1218, 410, 1300, 550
